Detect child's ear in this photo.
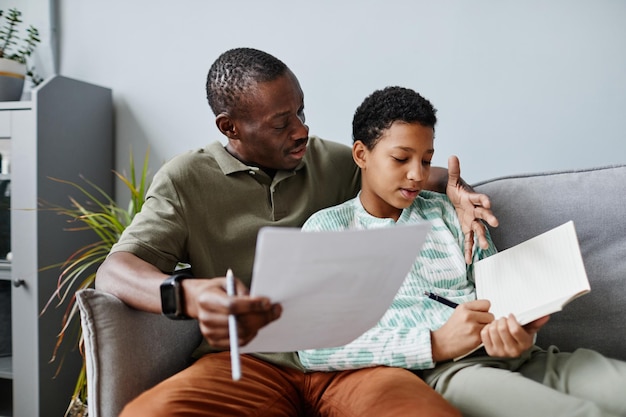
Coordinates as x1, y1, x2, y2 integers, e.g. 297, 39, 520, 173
352, 141, 368, 168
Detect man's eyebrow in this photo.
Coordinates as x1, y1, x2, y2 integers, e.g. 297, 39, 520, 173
270, 110, 291, 120
271, 101, 305, 118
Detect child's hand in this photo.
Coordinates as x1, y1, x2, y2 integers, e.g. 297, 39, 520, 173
431, 299, 494, 362
481, 315, 550, 358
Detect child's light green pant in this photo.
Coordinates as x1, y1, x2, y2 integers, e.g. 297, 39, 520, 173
424, 346, 626, 417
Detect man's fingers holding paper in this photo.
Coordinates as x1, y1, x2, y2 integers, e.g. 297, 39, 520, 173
192, 278, 282, 348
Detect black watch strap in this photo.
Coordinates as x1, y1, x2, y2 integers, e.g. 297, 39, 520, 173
160, 271, 194, 320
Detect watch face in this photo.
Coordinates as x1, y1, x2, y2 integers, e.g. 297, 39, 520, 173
160, 281, 179, 316
160, 274, 193, 319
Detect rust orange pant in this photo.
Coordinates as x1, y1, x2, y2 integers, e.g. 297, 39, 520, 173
121, 352, 460, 417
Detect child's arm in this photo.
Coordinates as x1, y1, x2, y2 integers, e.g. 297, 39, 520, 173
431, 304, 550, 361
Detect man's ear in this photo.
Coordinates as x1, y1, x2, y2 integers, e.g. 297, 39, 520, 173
352, 141, 368, 168
215, 113, 238, 139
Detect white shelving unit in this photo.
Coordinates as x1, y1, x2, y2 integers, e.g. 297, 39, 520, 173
0, 76, 113, 416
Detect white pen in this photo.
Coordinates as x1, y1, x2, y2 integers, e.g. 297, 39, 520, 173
226, 268, 241, 381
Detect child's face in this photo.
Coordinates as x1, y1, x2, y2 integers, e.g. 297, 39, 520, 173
354, 121, 434, 221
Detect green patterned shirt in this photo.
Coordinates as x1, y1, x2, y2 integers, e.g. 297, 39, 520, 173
298, 190, 496, 371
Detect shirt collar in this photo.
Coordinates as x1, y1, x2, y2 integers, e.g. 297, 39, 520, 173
208, 141, 306, 176
353, 193, 396, 227
353, 192, 415, 226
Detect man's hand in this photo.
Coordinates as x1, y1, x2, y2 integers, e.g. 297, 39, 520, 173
431, 300, 494, 362
481, 315, 550, 358
446, 155, 499, 264
183, 276, 282, 349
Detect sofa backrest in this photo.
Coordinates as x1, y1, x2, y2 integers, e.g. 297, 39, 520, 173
473, 164, 626, 361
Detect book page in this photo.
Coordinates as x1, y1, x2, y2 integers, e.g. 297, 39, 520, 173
475, 221, 590, 325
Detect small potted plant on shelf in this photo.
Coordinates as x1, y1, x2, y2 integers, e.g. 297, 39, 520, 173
40, 150, 150, 417
0, 8, 43, 101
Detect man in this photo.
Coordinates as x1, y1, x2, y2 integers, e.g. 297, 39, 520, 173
97, 47, 497, 416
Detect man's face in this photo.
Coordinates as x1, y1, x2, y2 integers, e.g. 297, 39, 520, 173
228, 71, 309, 172
355, 122, 434, 221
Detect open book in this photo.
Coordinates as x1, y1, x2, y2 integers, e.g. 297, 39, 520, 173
474, 220, 590, 326
455, 221, 591, 360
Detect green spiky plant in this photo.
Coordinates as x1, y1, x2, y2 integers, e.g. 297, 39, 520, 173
0, 8, 43, 85
40, 150, 150, 417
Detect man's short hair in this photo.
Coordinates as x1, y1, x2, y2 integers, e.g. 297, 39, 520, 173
206, 48, 289, 116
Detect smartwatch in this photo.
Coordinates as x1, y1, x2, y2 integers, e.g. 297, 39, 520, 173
160, 272, 194, 320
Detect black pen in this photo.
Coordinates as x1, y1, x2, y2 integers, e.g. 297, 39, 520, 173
424, 291, 459, 309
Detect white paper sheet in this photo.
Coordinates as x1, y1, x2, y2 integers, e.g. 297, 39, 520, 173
240, 223, 432, 353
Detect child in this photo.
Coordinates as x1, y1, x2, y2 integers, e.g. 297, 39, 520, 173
298, 86, 626, 417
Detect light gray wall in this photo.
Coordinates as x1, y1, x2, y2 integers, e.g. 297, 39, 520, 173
34, 1, 626, 184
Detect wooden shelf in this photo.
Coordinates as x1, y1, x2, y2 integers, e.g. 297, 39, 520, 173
0, 101, 31, 111
0, 356, 11, 379
0, 263, 10, 281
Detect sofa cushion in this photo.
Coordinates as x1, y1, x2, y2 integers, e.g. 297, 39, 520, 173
474, 165, 626, 361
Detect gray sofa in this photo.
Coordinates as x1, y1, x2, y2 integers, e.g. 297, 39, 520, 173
76, 164, 626, 417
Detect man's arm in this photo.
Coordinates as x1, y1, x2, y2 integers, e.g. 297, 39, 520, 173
96, 252, 281, 348
96, 251, 167, 313
426, 156, 499, 264
425, 166, 452, 194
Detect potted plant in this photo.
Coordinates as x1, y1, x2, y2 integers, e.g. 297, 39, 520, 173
0, 8, 43, 101
40, 150, 150, 417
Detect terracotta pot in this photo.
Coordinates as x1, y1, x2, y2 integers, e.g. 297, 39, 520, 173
0, 57, 26, 101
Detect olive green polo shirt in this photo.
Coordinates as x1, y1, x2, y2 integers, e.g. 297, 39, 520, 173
110, 136, 360, 369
